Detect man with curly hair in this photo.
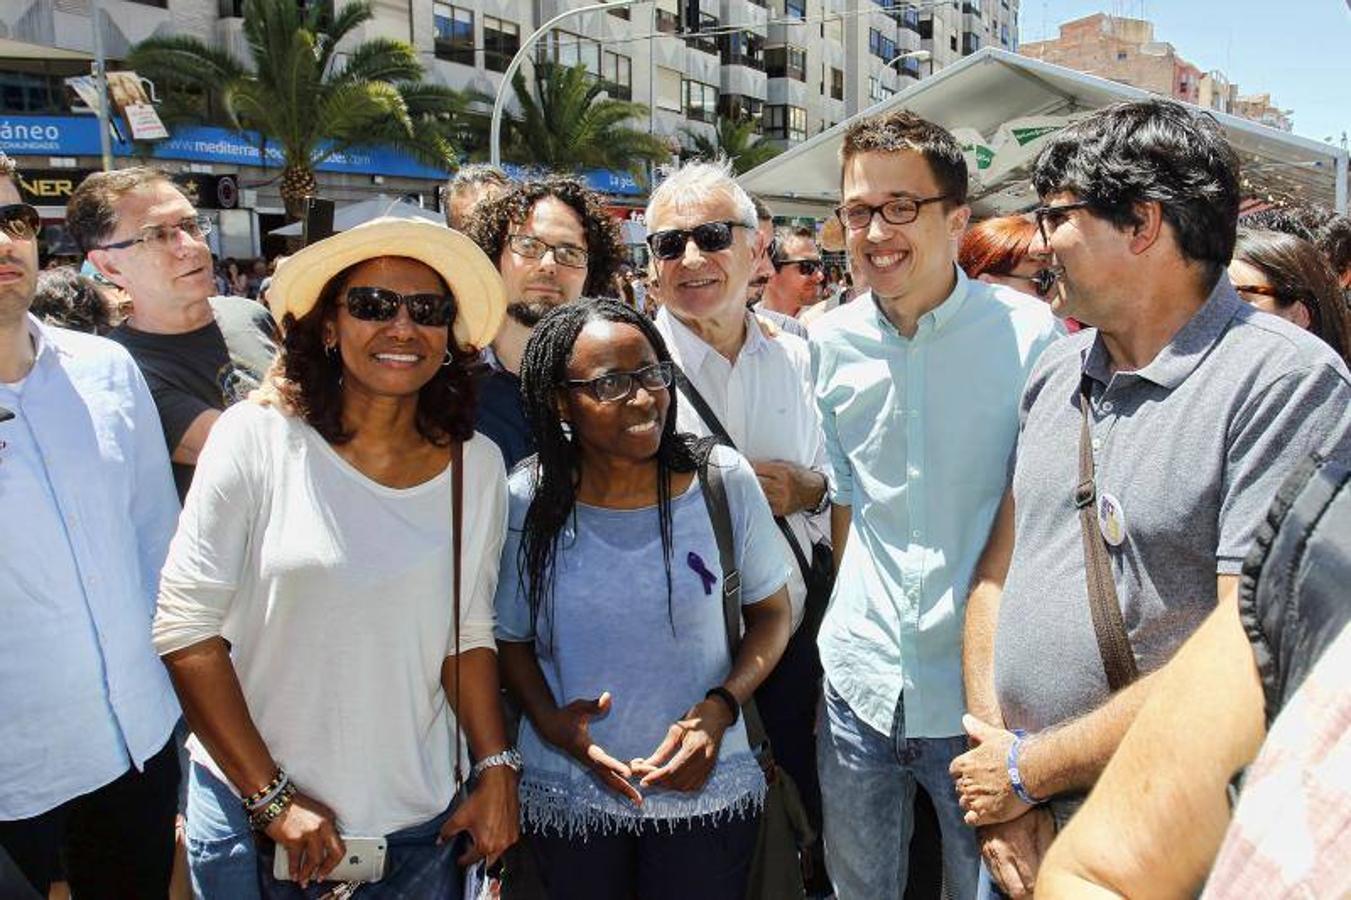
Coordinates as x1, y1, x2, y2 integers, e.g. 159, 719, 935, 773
465, 175, 625, 468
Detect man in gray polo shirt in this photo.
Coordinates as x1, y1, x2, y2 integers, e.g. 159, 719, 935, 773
952, 99, 1351, 899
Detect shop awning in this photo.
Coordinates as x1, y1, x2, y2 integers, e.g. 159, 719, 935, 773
738, 48, 1348, 218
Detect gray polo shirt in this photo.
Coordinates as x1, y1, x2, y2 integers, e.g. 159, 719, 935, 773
994, 279, 1351, 748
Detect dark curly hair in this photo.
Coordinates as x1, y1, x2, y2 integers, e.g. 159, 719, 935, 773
516, 298, 710, 646
1032, 99, 1241, 285
268, 257, 479, 445
464, 175, 626, 297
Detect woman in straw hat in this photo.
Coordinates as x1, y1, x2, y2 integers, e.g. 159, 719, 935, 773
152, 218, 520, 896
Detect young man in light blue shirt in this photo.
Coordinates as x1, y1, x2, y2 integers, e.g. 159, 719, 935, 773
810, 110, 1061, 900
0, 154, 182, 896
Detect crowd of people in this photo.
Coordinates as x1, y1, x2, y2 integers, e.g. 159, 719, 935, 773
2, 95, 1349, 900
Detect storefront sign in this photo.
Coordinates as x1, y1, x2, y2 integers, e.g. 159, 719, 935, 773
16, 168, 96, 206
172, 173, 239, 210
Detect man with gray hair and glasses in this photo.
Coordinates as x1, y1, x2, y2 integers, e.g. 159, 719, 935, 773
68, 167, 275, 501
646, 161, 833, 876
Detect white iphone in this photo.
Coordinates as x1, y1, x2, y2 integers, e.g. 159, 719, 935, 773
272, 837, 387, 883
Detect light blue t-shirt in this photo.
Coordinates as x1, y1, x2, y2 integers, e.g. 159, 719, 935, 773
495, 445, 791, 837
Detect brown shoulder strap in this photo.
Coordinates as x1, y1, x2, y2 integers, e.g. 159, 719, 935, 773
1074, 377, 1139, 692
452, 440, 465, 788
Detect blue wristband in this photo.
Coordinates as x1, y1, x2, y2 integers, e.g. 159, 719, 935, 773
1006, 729, 1043, 806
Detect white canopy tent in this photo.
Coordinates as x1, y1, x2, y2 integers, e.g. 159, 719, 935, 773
269, 194, 442, 236
738, 48, 1349, 220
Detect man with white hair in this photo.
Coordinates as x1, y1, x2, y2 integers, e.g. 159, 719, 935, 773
645, 160, 833, 859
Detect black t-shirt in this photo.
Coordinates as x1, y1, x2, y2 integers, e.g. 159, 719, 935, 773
109, 295, 277, 500
474, 366, 532, 471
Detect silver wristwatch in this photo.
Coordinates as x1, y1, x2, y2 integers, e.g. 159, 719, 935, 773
470, 748, 523, 779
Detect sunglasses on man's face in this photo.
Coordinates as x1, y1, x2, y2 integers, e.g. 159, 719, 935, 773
646, 221, 749, 261
775, 258, 823, 277
0, 204, 41, 242
342, 286, 456, 327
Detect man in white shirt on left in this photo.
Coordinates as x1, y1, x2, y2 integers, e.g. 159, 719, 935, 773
0, 153, 182, 897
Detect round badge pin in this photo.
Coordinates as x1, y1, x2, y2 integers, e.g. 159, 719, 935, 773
1097, 492, 1126, 547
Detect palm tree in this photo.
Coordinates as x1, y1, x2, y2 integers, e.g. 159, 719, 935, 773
682, 116, 782, 174
129, 0, 472, 218
501, 62, 671, 182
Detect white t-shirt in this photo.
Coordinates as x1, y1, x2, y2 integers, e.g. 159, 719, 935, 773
153, 402, 507, 835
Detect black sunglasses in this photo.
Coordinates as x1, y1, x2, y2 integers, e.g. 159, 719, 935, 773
564, 361, 675, 403
0, 204, 41, 242
775, 258, 823, 276
646, 221, 749, 261
342, 286, 456, 327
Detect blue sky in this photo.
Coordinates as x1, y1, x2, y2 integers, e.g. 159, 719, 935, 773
1018, 1, 1350, 148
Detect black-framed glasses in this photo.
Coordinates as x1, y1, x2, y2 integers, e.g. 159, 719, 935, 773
342, 286, 456, 327
999, 267, 1061, 298
1032, 200, 1092, 245
646, 221, 749, 261
564, 361, 674, 403
93, 214, 213, 252
0, 204, 40, 242
834, 195, 949, 231
775, 258, 824, 276
507, 233, 589, 269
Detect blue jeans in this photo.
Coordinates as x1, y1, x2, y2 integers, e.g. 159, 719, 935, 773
817, 681, 980, 900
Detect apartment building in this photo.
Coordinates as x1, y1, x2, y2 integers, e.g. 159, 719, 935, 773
1019, 13, 1293, 131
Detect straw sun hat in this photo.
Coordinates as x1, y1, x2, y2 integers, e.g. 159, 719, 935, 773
269, 216, 506, 350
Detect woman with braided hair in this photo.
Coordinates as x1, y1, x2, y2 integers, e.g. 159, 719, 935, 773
494, 298, 792, 900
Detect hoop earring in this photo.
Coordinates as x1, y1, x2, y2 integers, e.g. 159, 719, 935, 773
326, 343, 339, 359
442, 348, 453, 367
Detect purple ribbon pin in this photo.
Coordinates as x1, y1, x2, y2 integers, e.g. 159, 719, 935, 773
687, 551, 717, 596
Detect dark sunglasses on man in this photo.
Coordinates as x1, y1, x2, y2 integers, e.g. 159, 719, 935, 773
0, 204, 41, 242
774, 258, 823, 277
341, 286, 457, 328
646, 221, 749, 261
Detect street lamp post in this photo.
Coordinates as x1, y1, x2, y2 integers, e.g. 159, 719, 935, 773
489, 0, 651, 168
89, 0, 114, 171
882, 48, 932, 79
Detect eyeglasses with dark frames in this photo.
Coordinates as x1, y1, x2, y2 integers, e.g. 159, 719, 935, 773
1031, 200, 1093, 245
834, 195, 949, 231
563, 361, 675, 403
92, 214, 213, 252
507, 233, 589, 269
646, 221, 749, 261
341, 286, 457, 327
0, 204, 41, 242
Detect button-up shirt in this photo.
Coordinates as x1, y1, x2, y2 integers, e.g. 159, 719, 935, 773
656, 307, 826, 629
811, 269, 1061, 738
0, 316, 180, 819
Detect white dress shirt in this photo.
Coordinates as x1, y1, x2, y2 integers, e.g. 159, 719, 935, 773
0, 316, 181, 819
656, 307, 828, 629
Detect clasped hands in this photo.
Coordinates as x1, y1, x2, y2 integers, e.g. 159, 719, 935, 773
540, 691, 733, 806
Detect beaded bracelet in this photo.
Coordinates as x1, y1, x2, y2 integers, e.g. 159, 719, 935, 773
249, 781, 297, 831
242, 769, 288, 812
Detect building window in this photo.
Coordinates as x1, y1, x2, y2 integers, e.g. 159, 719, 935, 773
961, 2, 980, 16
1116, 49, 1128, 60
605, 0, 630, 18
656, 7, 679, 32
720, 30, 765, 70
950, 33, 958, 52
918, 16, 933, 39
602, 51, 632, 100
684, 79, 718, 123
656, 66, 683, 111
961, 31, 979, 54
718, 94, 764, 130
540, 31, 601, 75
685, 11, 719, 55
783, 0, 806, 20
765, 104, 807, 141
433, 3, 475, 66
830, 66, 844, 100
0, 70, 66, 114
765, 45, 807, 81
869, 28, 897, 61
822, 13, 843, 42
484, 16, 520, 72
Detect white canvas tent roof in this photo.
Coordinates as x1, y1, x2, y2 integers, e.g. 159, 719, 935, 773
738, 48, 1348, 220
269, 194, 442, 236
